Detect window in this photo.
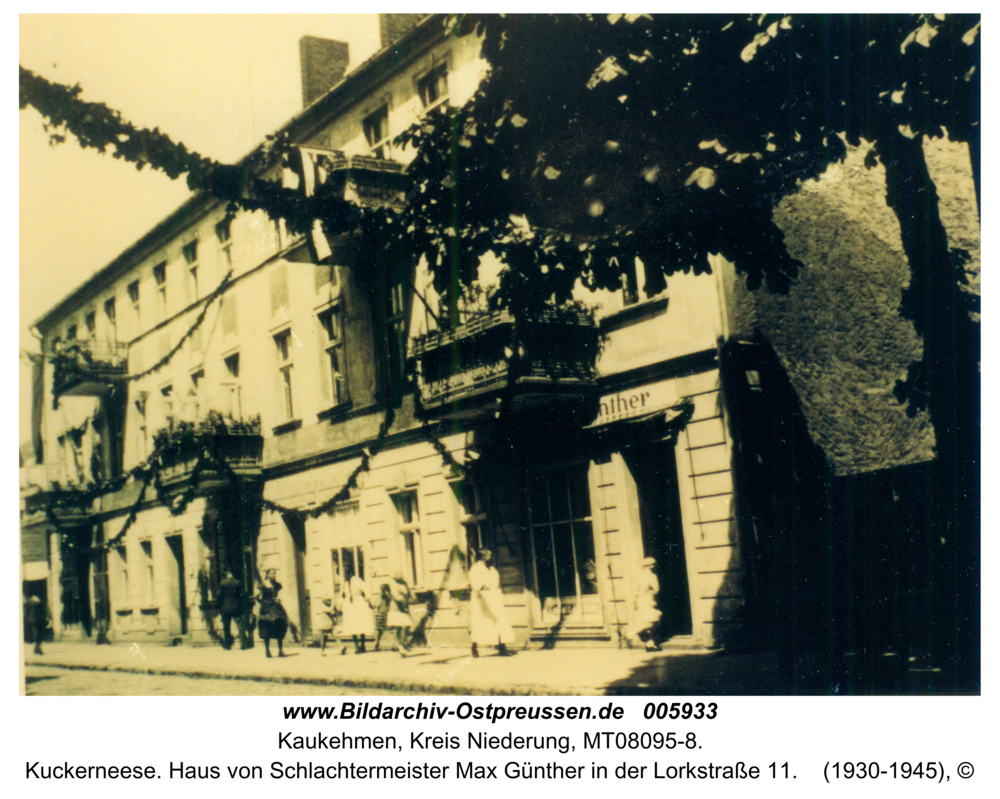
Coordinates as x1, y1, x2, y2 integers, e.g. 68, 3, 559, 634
418, 62, 449, 110
392, 491, 422, 587
160, 384, 174, 429
84, 311, 96, 339
274, 330, 295, 421
104, 298, 117, 341
153, 262, 167, 320
318, 306, 349, 408
331, 546, 365, 594
452, 475, 491, 553
222, 352, 241, 418
623, 259, 640, 306
363, 104, 391, 159
215, 219, 233, 273
116, 546, 128, 604
387, 281, 407, 384
67, 324, 78, 341
527, 463, 599, 625
182, 241, 199, 300
140, 540, 154, 606
128, 280, 141, 329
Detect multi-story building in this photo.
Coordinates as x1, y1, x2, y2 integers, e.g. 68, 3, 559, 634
24, 14, 962, 656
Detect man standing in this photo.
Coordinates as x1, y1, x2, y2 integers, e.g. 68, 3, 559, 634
26, 594, 47, 655
217, 571, 243, 651
468, 550, 514, 657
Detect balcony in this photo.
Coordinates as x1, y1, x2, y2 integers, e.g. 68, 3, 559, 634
154, 415, 263, 496
51, 340, 129, 398
410, 310, 601, 421
20, 464, 90, 527
300, 150, 407, 211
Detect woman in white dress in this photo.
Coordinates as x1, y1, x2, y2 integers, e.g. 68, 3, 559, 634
339, 568, 375, 654
627, 557, 663, 651
468, 549, 514, 657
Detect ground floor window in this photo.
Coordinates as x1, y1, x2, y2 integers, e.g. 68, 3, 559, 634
526, 462, 601, 625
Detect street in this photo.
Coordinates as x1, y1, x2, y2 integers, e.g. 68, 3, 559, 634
24, 665, 423, 696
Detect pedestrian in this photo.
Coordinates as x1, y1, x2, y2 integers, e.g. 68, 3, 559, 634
217, 571, 243, 650
26, 594, 47, 655
339, 566, 375, 654
468, 549, 514, 657
386, 573, 415, 657
626, 557, 662, 651
255, 568, 288, 658
372, 584, 391, 652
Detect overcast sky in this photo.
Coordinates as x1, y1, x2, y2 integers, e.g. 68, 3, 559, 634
19, 14, 385, 352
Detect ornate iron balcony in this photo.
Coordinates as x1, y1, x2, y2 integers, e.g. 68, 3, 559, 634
51, 340, 129, 398
410, 310, 600, 421
154, 415, 263, 495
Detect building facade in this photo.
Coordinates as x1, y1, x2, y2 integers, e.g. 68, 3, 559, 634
23, 14, 762, 652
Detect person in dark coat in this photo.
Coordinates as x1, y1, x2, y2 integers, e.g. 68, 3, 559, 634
256, 568, 288, 658
26, 594, 47, 655
217, 571, 243, 650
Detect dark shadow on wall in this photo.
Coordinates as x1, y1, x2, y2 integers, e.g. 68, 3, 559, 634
714, 334, 970, 695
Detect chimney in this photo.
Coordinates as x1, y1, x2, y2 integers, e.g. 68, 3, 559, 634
379, 14, 425, 49
299, 36, 350, 108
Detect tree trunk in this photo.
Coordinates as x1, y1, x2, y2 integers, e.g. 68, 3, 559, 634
881, 133, 980, 691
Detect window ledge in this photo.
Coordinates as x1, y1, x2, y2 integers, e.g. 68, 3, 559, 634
601, 295, 669, 333
317, 401, 353, 422
272, 419, 303, 436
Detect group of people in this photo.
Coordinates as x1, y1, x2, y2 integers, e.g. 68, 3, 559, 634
218, 550, 664, 659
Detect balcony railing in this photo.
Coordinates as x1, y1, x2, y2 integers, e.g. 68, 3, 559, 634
20, 464, 90, 525
153, 416, 263, 495
51, 340, 129, 398
410, 310, 600, 421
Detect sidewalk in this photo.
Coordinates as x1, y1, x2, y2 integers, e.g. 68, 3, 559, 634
22, 640, 810, 695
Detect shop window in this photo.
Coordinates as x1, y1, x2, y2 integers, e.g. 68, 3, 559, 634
140, 540, 154, 607
451, 475, 491, 553
526, 463, 599, 625
363, 104, 391, 159
392, 491, 422, 587
116, 546, 128, 604
331, 546, 365, 593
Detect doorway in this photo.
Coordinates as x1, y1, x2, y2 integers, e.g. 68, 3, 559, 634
624, 441, 692, 639
165, 535, 188, 635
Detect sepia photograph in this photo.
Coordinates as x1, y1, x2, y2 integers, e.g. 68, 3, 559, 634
19, 13, 981, 697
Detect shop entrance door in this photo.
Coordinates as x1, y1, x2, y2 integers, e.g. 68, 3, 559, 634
527, 463, 603, 627
624, 441, 692, 639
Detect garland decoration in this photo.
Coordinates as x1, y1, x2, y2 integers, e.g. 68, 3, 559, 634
126, 270, 233, 382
